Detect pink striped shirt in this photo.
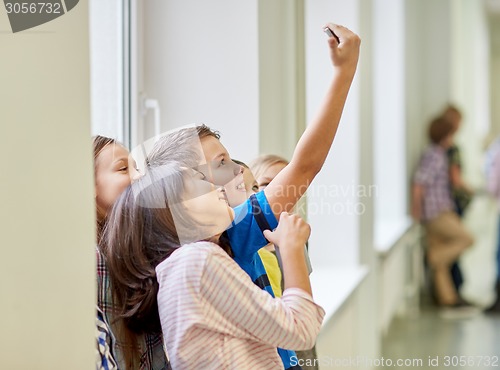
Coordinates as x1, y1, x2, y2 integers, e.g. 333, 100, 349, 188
156, 242, 325, 370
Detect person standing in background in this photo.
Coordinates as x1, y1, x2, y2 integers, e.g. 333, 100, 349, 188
412, 116, 475, 315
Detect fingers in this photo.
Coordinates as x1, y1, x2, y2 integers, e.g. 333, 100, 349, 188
263, 229, 273, 241
323, 25, 340, 45
278, 211, 295, 223
266, 212, 311, 246
323, 23, 361, 46
278, 212, 310, 234
279, 211, 290, 221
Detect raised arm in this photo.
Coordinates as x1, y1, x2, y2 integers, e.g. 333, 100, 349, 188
264, 23, 361, 218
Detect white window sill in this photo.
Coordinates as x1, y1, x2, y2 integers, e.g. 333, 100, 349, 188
310, 265, 369, 322
375, 216, 414, 255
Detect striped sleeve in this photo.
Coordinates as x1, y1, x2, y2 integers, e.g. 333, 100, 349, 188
200, 245, 325, 350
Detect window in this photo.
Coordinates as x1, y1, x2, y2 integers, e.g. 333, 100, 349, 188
89, 0, 127, 143
373, 0, 409, 251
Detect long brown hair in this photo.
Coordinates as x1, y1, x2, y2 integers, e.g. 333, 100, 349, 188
101, 164, 185, 369
102, 160, 232, 369
93, 135, 117, 240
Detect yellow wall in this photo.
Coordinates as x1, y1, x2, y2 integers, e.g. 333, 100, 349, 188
0, 1, 95, 368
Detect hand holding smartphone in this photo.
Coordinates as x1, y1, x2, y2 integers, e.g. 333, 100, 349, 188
323, 26, 340, 44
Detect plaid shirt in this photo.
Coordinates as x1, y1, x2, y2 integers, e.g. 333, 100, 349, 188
96, 307, 118, 370
97, 247, 171, 370
414, 145, 454, 221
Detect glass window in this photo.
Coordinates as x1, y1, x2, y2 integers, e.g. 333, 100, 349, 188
89, 0, 126, 142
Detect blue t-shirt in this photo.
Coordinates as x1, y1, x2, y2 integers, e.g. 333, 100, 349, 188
227, 191, 300, 370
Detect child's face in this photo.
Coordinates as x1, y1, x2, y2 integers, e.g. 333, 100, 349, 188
95, 144, 141, 218
243, 168, 259, 197
177, 169, 235, 241
256, 162, 287, 191
223, 166, 259, 207
197, 136, 245, 207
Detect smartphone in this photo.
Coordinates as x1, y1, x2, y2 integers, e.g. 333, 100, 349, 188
323, 27, 340, 43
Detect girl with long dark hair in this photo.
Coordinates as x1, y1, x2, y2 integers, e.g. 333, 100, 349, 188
102, 161, 324, 370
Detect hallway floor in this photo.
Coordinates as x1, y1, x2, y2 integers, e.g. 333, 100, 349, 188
382, 194, 500, 369
382, 306, 500, 370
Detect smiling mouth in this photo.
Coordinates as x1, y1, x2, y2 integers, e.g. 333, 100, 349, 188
218, 187, 229, 204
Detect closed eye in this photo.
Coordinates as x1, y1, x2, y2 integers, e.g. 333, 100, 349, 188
193, 169, 207, 180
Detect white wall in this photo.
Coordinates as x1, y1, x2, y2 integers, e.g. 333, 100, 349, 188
373, 0, 408, 250
450, 0, 491, 189
491, 15, 500, 136
406, 0, 490, 185
0, 1, 95, 369
489, 14, 500, 135
305, 0, 361, 267
140, 0, 260, 162
378, 226, 422, 334
405, 0, 426, 186
449, 0, 493, 303
406, 0, 453, 184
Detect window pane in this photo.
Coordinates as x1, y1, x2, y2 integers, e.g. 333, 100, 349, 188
89, 0, 124, 142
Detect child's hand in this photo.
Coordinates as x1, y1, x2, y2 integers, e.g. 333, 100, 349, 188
324, 23, 361, 74
263, 213, 310, 252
